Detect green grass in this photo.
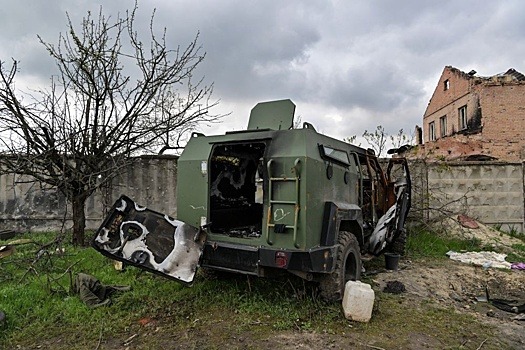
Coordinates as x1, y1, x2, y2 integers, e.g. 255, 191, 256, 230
406, 226, 483, 259
0, 232, 339, 347
0, 229, 514, 349
507, 243, 525, 262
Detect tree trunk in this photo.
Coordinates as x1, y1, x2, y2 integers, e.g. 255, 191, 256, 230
72, 196, 87, 246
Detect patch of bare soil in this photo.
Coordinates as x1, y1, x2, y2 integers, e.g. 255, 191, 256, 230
373, 259, 525, 349
224, 219, 524, 349
102, 256, 524, 350
368, 217, 525, 350
443, 216, 525, 253
243, 260, 524, 350
254, 258, 525, 350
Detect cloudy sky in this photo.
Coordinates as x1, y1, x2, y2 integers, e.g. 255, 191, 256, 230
1, 0, 524, 148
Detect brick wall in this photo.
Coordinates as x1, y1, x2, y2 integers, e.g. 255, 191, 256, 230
479, 84, 525, 160
419, 66, 525, 161
424, 66, 472, 117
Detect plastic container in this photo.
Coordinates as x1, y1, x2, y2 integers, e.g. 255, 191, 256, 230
342, 281, 375, 322
384, 252, 400, 271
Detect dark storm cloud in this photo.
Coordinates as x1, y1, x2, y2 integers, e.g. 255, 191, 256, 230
325, 63, 425, 112
1, 0, 524, 142
176, 1, 326, 99
0, 1, 65, 76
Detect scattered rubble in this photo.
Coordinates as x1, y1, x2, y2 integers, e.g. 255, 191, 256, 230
457, 214, 479, 229
372, 215, 525, 348
383, 280, 406, 294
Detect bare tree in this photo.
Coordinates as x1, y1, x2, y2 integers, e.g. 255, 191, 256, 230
0, 5, 220, 245
346, 126, 413, 157
389, 128, 413, 151
362, 125, 388, 156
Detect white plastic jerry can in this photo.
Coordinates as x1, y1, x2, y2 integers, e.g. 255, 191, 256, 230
342, 281, 375, 322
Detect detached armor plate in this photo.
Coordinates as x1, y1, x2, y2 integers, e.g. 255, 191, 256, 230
92, 195, 206, 283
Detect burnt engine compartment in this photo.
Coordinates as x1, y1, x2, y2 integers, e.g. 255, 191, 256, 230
209, 142, 266, 238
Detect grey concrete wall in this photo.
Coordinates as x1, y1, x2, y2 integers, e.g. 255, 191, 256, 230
412, 161, 525, 232
0, 155, 178, 232
1, 156, 523, 233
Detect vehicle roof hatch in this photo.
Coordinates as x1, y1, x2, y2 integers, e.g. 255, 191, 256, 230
247, 99, 295, 131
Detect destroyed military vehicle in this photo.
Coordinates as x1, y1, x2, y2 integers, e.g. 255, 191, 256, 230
93, 99, 411, 301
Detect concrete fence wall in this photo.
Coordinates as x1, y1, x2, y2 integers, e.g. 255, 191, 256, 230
0, 156, 523, 233
0, 155, 178, 232
409, 160, 525, 232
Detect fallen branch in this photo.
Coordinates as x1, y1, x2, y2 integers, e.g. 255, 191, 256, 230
94, 326, 103, 350
476, 338, 488, 350
364, 344, 386, 350
123, 333, 138, 346
46, 259, 83, 294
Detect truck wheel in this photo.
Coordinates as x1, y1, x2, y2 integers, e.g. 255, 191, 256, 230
319, 231, 362, 302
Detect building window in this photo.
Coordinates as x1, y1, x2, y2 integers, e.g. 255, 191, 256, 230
429, 121, 436, 141
458, 105, 467, 130
444, 79, 450, 90
439, 116, 447, 137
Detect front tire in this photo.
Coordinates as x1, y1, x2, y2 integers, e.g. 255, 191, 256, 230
319, 231, 362, 302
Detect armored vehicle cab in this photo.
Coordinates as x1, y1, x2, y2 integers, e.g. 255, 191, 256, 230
93, 99, 411, 301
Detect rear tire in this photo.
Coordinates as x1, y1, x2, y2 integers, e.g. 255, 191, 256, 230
319, 231, 362, 302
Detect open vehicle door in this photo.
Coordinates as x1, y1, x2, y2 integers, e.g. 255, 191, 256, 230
368, 156, 412, 255
92, 196, 206, 283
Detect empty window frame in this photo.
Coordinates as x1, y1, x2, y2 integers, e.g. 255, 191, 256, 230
429, 121, 436, 141
439, 115, 447, 137
444, 79, 450, 90
458, 105, 467, 130
318, 145, 350, 166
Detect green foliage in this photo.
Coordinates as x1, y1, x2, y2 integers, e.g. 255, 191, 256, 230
493, 224, 525, 241
506, 243, 525, 262
506, 225, 525, 241
511, 243, 525, 252
362, 125, 387, 155
0, 232, 340, 348
405, 226, 482, 259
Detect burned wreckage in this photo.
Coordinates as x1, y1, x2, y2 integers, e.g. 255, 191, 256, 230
93, 99, 411, 301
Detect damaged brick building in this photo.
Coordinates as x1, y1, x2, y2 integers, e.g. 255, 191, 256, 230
416, 66, 525, 161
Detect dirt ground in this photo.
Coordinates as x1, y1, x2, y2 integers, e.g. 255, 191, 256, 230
249, 261, 524, 350
110, 257, 524, 350
372, 258, 525, 349
261, 259, 525, 350
109, 218, 525, 350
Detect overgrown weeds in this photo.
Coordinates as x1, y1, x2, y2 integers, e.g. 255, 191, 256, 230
0, 232, 339, 347
0, 229, 514, 349
405, 226, 483, 259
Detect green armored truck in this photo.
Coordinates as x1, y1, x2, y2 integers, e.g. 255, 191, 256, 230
93, 99, 411, 301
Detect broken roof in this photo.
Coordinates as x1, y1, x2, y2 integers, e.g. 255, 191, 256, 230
501, 68, 525, 81
447, 65, 525, 83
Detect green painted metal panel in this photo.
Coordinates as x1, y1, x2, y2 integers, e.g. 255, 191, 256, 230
176, 103, 367, 252
247, 99, 295, 131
